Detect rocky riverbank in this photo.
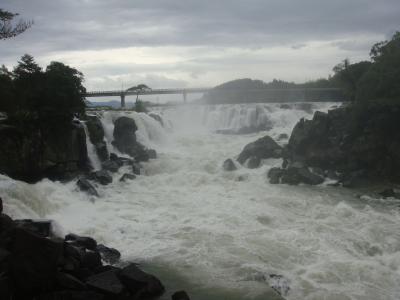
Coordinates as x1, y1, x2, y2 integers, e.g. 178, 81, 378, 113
0, 197, 191, 300
231, 102, 400, 189
0, 113, 156, 185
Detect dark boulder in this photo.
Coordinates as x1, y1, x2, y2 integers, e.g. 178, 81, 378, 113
85, 116, 108, 162
101, 160, 121, 173
222, 159, 237, 171
38, 290, 104, 300
0, 274, 12, 300
110, 153, 133, 166
14, 219, 52, 238
146, 149, 157, 159
280, 165, 324, 185
378, 188, 400, 199
76, 179, 99, 197
268, 167, 284, 184
96, 244, 121, 265
86, 270, 125, 296
65, 234, 98, 251
55, 272, 86, 291
112, 116, 147, 160
119, 173, 136, 182
132, 163, 142, 175
11, 228, 64, 294
81, 251, 102, 270
247, 156, 261, 169
88, 170, 112, 185
172, 290, 191, 300
118, 263, 165, 298
237, 135, 282, 165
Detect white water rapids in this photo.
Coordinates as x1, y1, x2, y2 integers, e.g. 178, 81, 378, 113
1, 102, 400, 300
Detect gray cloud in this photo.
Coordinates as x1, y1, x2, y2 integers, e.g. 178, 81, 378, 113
0, 0, 399, 89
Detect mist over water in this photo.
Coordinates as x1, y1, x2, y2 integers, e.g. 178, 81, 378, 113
1, 103, 400, 300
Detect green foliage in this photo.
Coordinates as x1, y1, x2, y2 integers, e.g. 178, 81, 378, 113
0, 8, 32, 39
332, 31, 400, 102
356, 32, 400, 101
1, 54, 86, 128
332, 59, 372, 101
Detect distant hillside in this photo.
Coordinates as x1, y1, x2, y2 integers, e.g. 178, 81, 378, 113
199, 78, 344, 104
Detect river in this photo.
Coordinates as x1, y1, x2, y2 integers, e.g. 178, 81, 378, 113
1, 102, 400, 300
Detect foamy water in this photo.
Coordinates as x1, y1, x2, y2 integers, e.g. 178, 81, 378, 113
1, 103, 400, 300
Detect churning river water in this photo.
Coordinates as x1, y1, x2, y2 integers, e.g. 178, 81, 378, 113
1, 103, 400, 300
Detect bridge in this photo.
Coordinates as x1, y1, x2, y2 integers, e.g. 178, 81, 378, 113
84, 88, 211, 108
84, 87, 345, 108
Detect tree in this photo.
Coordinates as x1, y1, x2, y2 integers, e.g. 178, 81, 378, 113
0, 65, 15, 112
356, 32, 400, 101
13, 54, 42, 77
0, 9, 32, 39
126, 83, 151, 102
2, 55, 86, 128
43, 61, 86, 116
332, 59, 371, 101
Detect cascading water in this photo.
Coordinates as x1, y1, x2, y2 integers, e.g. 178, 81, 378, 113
1, 102, 400, 300
81, 121, 102, 170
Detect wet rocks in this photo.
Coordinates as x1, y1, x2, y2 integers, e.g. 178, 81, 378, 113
112, 116, 157, 163
119, 173, 136, 182
132, 162, 142, 175
96, 244, 121, 265
378, 188, 400, 199
14, 219, 52, 238
280, 103, 400, 187
88, 170, 112, 185
76, 178, 99, 197
222, 158, 237, 171
237, 135, 282, 165
0, 211, 168, 300
247, 156, 261, 169
85, 116, 108, 162
268, 167, 284, 184
172, 290, 191, 300
0, 120, 89, 182
268, 164, 324, 185
101, 159, 121, 173
118, 263, 165, 298
146, 149, 157, 159
86, 269, 124, 295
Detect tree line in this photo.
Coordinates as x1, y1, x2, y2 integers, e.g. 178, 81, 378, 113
0, 54, 86, 128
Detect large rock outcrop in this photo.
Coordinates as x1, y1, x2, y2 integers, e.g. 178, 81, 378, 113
112, 116, 155, 162
269, 103, 400, 186
0, 203, 173, 300
85, 115, 108, 162
0, 120, 89, 182
237, 135, 282, 165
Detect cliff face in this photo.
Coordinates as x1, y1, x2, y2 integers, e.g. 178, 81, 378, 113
274, 103, 400, 186
0, 120, 89, 182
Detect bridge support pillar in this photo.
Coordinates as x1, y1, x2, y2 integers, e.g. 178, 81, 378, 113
183, 90, 187, 103
121, 93, 126, 109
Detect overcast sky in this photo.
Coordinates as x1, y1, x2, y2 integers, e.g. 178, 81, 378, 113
1, 0, 399, 91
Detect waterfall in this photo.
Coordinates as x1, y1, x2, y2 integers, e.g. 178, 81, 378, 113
81, 121, 102, 170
